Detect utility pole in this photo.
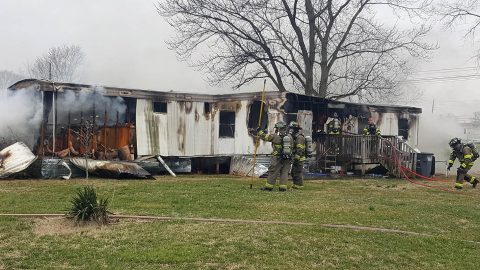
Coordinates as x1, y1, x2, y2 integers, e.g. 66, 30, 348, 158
48, 62, 52, 80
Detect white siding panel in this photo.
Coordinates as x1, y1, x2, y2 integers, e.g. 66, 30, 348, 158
379, 113, 398, 136
217, 138, 235, 154
194, 102, 213, 155
136, 99, 159, 156
408, 115, 419, 146
234, 101, 255, 155
167, 102, 184, 156
297, 110, 313, 136
211, 107, 219, 155
183, 102, 196, 156
155, 113, 169, 156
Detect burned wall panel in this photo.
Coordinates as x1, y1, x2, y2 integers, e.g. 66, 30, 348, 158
167, 101, 185, 156
379, 113, 399, 137
183, 101, 197, 156
234, 100, 256, 154
297, 110, 313, 136
135, 99, 160, 156
194, 102, 213, 155
154, 113, 168, 156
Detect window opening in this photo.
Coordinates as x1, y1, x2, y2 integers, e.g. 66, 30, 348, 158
398, 118, 409, 140
153, 102, 167, 113
204, 102, 211, 114
247, 101, 268, 130
219, 111, 235, 138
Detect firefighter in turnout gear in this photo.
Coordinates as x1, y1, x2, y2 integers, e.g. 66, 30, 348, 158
363, 123, 381, 136
288, 121, 306, 189
326, 112, 342, 135
447, 138, 479, 189
256, 121, 293, 191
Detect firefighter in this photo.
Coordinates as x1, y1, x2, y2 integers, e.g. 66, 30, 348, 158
363, 123, 381, 136
288, 121, 306, 189
326, 112, 342, 135
447, 137, 479, 189
255, 121, 293, 191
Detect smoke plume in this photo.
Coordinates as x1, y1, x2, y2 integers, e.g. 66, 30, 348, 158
56, 86, 127, 125
0, 88, 43, 147
418, 112, 479, 173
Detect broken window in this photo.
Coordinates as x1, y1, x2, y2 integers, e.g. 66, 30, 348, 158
153, 102, 167, 113
398, 118, 409, 140
247, 101, 268, 130
219, 111, 235, 138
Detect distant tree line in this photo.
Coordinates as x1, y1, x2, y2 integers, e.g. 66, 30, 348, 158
1, 44, 85, 90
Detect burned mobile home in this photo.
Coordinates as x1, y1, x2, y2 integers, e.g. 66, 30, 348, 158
7, 79, 422, 178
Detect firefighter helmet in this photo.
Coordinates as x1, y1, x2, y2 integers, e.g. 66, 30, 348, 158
449, 137, 461, 148
288, 121, 301, 130
274, 121, 287, 130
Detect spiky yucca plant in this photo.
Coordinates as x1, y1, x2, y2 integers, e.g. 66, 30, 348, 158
67, 185, 110, 225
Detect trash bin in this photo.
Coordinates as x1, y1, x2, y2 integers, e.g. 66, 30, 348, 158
416, 152, 435, 177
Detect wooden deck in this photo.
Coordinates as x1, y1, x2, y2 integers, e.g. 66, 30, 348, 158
314, 135, 417, 177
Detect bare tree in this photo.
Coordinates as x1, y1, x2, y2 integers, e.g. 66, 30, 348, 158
70, 119, 95, 179
436, 0, 480, 56
27, 45, 85, 82
0, 70, 24, 90
157, 0, 435, 101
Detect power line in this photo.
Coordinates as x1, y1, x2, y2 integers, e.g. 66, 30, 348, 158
405, 73, 480, 83
414, 66, 478, 74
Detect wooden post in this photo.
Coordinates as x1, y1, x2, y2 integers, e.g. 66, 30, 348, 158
104, 110, 107, 159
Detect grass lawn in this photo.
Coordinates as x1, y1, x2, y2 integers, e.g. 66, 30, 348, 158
1, 175, 480, 269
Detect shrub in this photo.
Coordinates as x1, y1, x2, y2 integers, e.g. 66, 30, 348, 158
67, 185, 110, 225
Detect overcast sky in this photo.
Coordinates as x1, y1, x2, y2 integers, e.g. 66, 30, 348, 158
1, 0, 479, 118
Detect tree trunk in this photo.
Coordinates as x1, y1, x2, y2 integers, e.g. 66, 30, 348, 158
318, 63, 328, 98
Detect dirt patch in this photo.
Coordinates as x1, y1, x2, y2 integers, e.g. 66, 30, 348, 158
32, 216, 155, 236
33, 217, 111, 236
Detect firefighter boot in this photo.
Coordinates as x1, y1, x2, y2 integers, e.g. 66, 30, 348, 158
292, 184, 304, 190
471, 177, 478, 188
454, 182, 463, 190
260, 183, 274, 191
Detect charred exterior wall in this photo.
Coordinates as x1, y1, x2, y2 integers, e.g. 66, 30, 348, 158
37, 89, 136, 160
283, 93, 421, 147
135, 96, 289, 157
8, 80, 422, 160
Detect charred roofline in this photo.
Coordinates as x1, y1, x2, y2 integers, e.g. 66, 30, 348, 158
8, 79, 284, 102
285, 93, 422, 114
8, 79, 421, 114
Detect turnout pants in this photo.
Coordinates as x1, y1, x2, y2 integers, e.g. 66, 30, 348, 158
456, 165, 475, 185
291, 161, 304, 186
267, 156, 291, 186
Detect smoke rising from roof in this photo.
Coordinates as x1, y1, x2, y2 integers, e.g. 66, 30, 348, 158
56, 86, 127, 125
0, 88, 43, 147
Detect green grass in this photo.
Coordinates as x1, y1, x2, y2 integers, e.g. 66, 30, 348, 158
1, 175, 480, 269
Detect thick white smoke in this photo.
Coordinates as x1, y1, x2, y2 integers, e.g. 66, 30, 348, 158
418, 112, 480, 174
0, 88, 43, 147
56, 86, 127, 125
0, 86, 127, 151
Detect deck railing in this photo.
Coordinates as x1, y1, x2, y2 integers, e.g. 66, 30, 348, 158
314, 135, 417, 177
